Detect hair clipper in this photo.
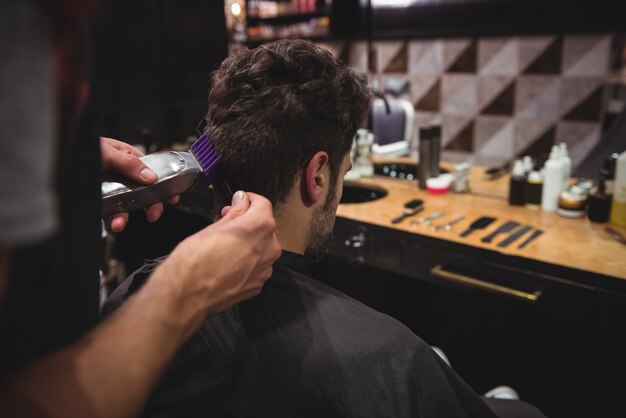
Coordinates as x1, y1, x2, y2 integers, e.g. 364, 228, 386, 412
102, 151, 207, 217
101, 133, 220, 217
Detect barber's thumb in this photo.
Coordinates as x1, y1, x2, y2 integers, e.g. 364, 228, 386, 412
139, 166, 158, 183
119, 154, 157, 184
227, 191, 250, 214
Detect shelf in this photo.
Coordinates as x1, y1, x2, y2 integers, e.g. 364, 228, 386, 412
244, 34, 331, 46
245, 10, 330, 45
247, 10, 328, 26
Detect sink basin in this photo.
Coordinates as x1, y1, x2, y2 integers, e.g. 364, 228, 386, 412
374, 162, 448, 180
341, 182, 388, 204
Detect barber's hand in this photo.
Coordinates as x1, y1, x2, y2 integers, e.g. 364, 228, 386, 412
150, 191, 281, 325
100, 137, 180, 232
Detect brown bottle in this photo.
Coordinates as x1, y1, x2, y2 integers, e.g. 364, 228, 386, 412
508, 160, 526, 206
524, 170, 543, 210
588, 175, 612, 223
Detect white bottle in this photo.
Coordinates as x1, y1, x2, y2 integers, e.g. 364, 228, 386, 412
344, 139, 360, 181
356, 130, 374, 177
559, 142, 572, 191
365, 132, 375, 176
541, 145, 565, 212
522, 156, 534, 174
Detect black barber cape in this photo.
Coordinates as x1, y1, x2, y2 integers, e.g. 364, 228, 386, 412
102, 251, 528, 418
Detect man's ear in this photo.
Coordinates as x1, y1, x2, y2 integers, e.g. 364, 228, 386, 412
303, 151, 330, 205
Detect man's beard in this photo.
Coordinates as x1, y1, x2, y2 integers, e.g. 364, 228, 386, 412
304, 183, 338, 264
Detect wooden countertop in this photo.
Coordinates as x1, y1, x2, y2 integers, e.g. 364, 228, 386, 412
337, 172, 626, 282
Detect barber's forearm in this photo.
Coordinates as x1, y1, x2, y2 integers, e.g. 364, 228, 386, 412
0, 274, 203, 418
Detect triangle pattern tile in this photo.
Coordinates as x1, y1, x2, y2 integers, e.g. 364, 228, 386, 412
414, 111, 441, 124
562, 36, 603, 70
376, 41, 405, 75
444, 120, 475, 152
409, 76, 439, 106
556, 121, 601, 167
441, 114, 473, 145
338, 44, 351, 65
415, 78, 441, 112
318, 41, 344, 58
475, 116, 510, 150
560, 77, 603, 117
481, 80, 515, 116
380, 75, 411, 99
413, 112, 441, 157
563, 36, 611, 76
476, 121, 515, 159
523, 37, 562, 74
448, 40, 477, 73
563, 86, 603, 122
514, 119, 554, 154
442, 39, 472, 71
442, 75, 478, 116
368, 44, 377, 73
408, 40, 443, 75
480, 38, 519, 76
414, 111, 442, 140
518, 36, 555, 74
366, 73, 377, 87
348, 41, 368, 74
477, 76, 513, 109
516, 125, 556, 159
478, 38, 509, 72
384, 42, 408, 73
441, 150, 473, 164
516, 76, 560, 122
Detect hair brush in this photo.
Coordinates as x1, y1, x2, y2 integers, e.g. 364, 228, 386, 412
101, 133, 221, 217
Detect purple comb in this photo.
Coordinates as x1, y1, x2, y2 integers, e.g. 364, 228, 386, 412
190, 133, 221, 188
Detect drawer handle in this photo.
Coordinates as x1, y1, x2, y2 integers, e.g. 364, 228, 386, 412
430, 265, 542, 303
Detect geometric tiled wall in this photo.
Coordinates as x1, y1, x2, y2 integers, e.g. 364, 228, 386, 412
320, 35, 615, 168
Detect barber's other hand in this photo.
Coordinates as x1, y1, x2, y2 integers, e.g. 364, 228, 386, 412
151, 191, 281, 326
100, 137, 180, 232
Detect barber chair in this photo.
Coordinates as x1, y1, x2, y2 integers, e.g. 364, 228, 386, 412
370, 97, 414, 157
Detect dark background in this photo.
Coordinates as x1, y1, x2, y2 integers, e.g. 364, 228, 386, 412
371, 0, 626, 39
93, 0, 228, 150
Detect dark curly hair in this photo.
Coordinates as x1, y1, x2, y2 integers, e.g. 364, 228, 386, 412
206, 39, 373, 209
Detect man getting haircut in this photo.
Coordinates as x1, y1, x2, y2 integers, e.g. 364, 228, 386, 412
103, 39, 546, 418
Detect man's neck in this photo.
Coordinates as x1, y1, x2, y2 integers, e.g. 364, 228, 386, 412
274, 197, 310, 256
